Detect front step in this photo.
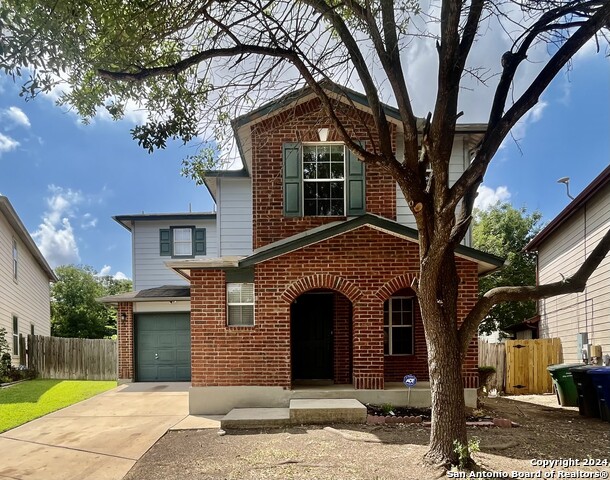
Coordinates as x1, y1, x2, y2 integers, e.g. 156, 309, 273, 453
220, 399, 367, 430
290, 399, 366, 424
221, 408, 290, 429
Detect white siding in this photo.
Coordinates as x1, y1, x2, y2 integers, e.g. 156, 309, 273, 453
132, 219, 217, 290
0, 214, 51, 364
134, 301, 191, 313
538, 182, 610, 362
217, 178, 253, 256
395, 136, 471, 245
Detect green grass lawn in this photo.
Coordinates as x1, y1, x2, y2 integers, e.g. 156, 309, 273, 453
0, 379, 116, 433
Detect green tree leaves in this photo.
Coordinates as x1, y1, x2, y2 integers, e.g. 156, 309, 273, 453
473, 203, 543, 336
51, 265, 131, 339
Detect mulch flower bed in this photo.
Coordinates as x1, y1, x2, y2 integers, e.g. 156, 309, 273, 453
365, 404, 517, 428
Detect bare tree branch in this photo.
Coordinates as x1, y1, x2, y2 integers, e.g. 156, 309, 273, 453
449, 0, 610, 215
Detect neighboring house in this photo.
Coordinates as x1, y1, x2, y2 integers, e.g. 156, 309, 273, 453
101, 83, 503, 414
526, 164, 610, 363
0, 196, 56, 364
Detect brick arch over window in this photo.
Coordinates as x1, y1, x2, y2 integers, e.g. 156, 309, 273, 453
281, 274, 363, 304
375, 273, 418, 301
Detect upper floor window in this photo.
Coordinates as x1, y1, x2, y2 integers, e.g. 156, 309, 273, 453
160, 227, 206, 258
173, 228, 193, 256
12, 239, 18, 281
283, 142, 365, 218
383, 297, 414, 355
303, 144, 345, 216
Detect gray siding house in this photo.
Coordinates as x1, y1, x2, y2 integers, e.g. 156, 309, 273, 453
526, 164, 610, 362
0, 196, 56, 364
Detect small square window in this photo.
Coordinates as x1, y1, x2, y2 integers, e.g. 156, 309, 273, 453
227, 283, 255, 326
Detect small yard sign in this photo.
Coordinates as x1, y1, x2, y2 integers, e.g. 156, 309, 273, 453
403, 374, 417, 406
403, 374, 417, 388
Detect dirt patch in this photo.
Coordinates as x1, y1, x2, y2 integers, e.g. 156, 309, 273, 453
124, 396, 610, 480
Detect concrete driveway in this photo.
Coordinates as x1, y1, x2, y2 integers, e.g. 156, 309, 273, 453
0, 383, 220, 480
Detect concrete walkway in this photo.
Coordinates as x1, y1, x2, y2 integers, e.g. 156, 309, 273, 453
0, 383, 221, 480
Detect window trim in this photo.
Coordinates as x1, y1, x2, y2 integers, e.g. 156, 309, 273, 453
171, 226, 194, 258
226, 283, 255, 327
12, 315, 18, 356
384, 296, 415, 356
302, 142, 346, 217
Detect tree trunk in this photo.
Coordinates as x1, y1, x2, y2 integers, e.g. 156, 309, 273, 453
419, 249, 470, 467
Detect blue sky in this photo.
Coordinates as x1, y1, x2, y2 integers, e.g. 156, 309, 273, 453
0, 50, 608, 280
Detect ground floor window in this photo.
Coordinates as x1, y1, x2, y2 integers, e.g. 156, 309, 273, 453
12, 315, 19, 355
383, 297, 414, 355
227, 283, 255, 326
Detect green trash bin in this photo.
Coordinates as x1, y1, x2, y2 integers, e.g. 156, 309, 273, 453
547, 363, 582, 407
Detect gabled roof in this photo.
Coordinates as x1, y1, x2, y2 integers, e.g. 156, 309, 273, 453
0, 196, 56, 282
525, 164, 610, 251
231, 80, 487, 133
113, 212, 216, 231
203, 80, 487, 195
168, 214, 504, 278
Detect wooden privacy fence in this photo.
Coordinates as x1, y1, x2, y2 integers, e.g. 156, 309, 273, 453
505, 338, 562, 395
26, 335, 117, 380
478, 340, 506, 392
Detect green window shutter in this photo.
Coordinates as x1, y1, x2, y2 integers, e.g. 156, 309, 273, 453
283, 142, 302, 217
346, 141, 366, 216
160, 229, 171, 256
194, 228, 206, 255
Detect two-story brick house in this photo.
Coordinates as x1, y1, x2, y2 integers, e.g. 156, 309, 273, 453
103, 83, 502, 414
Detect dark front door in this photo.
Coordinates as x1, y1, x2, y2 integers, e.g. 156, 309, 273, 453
291, 293, 334, 380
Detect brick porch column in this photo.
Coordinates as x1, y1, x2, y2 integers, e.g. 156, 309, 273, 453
352, 298, 384, 389
117, 302, 134, 382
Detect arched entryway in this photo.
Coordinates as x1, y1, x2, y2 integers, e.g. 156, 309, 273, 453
291, 290, 352, 384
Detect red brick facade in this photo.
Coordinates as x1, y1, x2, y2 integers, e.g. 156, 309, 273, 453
189, 226, 479, 389
251, 97, 396, 249
117, 302, 134, 381
117, 93, 481, 391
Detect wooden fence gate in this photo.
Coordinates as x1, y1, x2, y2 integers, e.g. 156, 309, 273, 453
478, 340, 506, 392
505, 338, 562, 394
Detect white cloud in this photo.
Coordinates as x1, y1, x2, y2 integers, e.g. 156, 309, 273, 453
475, 185, 511, 210
0, 133, 19, 155
98, 264, 130, 280
3, 106, 31, 128
81, 212, 98, 229
31, 186, 83, 268
32, 217, 80, 268
505, 100, 548, 144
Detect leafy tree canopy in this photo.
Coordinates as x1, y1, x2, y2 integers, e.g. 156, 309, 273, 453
473, 203, 543, 336
51, 265, 132, 339
3, 0, 610, 468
